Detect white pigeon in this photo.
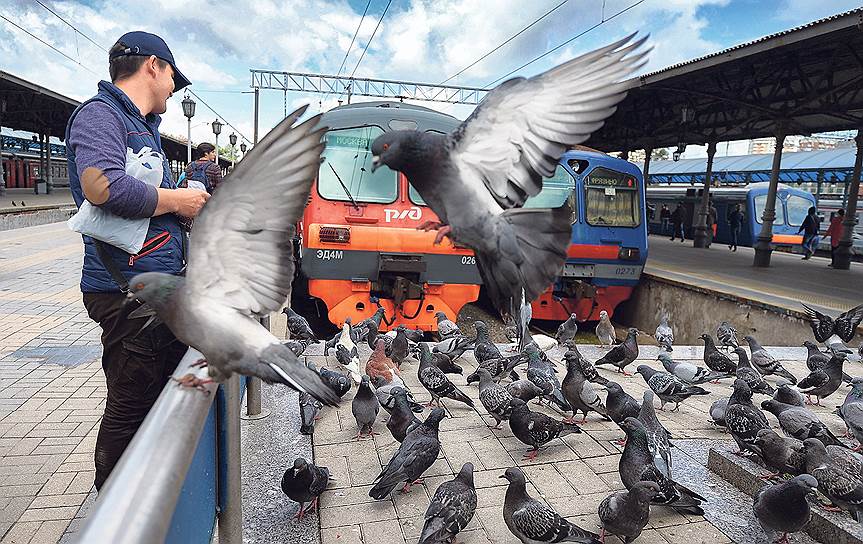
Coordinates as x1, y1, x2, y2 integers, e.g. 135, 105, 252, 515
335, 321, 362, 384
655, 316, 674, 352
596, 310, 616, 348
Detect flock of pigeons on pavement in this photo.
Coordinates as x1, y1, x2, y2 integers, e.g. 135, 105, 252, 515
278, 303, 863, 544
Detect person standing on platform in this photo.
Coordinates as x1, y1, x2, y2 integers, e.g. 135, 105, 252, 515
66, 31, 208, 491
798, 206, 821, 260
825, 208, 845, 267
706, 200, 718, 248
670, 202, 686, 242
659, 204, 670, 235
183, 142, 223, 194
727, 203, 744, 252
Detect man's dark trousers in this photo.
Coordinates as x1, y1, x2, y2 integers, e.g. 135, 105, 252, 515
83, 293, 187, 490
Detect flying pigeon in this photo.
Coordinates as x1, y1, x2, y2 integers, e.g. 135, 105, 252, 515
595, 310, 616, 348
762, 398, 846, 447
435, 311, 461, 340
370, 36, 647, 332
636, 365, 708, 412
754, 428, 806, 478
501, 467, 601, 544
802, 302, 863, 343
475, 367, 515, 428
418, 462, 477, 544
654, 316, 674, 352
561, 350, 607, 424
725, 379, 770, 456
598, 481, 661, 544
417, 343, 474, 408
753, 474, 818, 543
281, 458, 330, 520
658, 353, 729, 385
283, 307, 317, 342
595, 328, 639, 375
508, 397, 581, 459
797, 352, 847, 405
733, 348, 775, 396
298, 392, 321, 436
803, 438, 863, 521
555, 313, 579, 346
716, 321, 739, 351
125, 107, 338, 405
744, 335, 796, 384
699, 334, 737, 375
352, 375, 380, 439
370, 408, 445, 499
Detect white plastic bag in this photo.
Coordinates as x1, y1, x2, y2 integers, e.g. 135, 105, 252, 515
68, 146, 165, 254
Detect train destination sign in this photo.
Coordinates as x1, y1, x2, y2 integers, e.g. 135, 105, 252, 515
586, 167, 637, 189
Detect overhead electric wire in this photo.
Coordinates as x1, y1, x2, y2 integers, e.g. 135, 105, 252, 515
0, 14, 100, 77
33, 0, 107, 52
338, 0, 393, 101
486, 0, 648, 87
322, 0, 372, 105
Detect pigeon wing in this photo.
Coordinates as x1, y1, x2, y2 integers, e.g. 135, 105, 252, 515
448, 34, 647, 209
185, 106, 326, 316
835, 304, 863, 343
802, 303, 836, 343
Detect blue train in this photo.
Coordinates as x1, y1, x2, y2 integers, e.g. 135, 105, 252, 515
526, 148, 649, 322
645, 182, 817, 249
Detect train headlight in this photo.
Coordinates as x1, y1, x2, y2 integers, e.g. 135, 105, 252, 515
618, 247, 640, 261
320, 226, 351, 243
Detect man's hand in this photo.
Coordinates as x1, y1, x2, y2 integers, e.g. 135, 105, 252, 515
155, 188, 210, 218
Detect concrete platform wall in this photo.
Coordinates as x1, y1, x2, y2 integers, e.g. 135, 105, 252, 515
0, 207, 76, 231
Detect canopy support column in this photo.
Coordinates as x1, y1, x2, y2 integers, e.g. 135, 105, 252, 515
753, 129, 786, 267
833, 132, 863, 270
693, 140, 717, 248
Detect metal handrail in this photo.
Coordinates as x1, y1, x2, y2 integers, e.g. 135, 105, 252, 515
74, 348, 219, 544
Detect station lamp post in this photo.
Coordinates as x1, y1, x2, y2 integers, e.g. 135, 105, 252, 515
692, 140, 718, 248
229, 132, 237, 169
211, 119, 223, 168
240, 142, 247, 162
181, 94, 195, 164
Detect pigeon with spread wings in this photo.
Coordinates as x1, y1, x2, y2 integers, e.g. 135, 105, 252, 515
802, 303, 863, 343
125, 106, 339, 406
369, 35, 648, 332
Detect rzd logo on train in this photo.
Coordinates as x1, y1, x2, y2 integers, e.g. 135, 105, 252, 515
384, 207, 422, 223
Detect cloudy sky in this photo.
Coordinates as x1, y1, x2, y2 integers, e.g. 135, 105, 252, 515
1, 0, 861, 158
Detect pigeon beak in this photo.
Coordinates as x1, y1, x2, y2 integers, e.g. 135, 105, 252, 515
370, 155, 380, 172
498, 474, 507, 480
123, 291, 138, 307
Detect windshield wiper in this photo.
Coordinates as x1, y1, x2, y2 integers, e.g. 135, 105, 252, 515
327, 162, 360, 210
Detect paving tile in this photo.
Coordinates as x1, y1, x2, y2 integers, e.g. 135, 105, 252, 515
320, 501, 396, 529
17, 506, 80, 523
321, 524, 363, 544
359, 519, 407, 543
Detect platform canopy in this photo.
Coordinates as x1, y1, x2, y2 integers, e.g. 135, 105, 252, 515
587, 8, 863, 151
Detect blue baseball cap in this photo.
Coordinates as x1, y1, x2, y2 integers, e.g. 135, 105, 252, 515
110, 31, 192, 91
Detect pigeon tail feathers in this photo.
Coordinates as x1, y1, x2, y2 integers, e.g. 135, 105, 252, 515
259, 344, 340, 406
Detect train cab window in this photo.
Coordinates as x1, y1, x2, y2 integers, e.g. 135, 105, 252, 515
318, 126, 398, 204
753, 194, 785, 224
524, 165, 575, 214
583, 167, 640, 227
784, 194, 811, 226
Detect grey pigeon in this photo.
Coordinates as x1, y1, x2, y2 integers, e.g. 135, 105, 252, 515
426, 348, 463, 375
508, 398, 581, 459
435, 311, 461, 340
598, 481, 661, 544
709, 398, 728, 428
761, 398, 846, 447
654, 316, 674, 352
355, 307, 387, 339
638, 390, 672, 478
319, 366, 351, 399
700, 334, 736, 374
556, 314, 578, 346
506, 379, 545, 402
803, 438, 863, 521
473, 321, 502, 364
467, 353, 523, 384
417, 343, 474, 408
370, 36, 647, 329
595, 328, 639, 376
604, 381, 641, 428
753, 474, 818, 543
774, 383, 806, 407
734, 348, 775, 396
525, 345, 569, 411
298, 392, 321, 436
595, 310, 616, 348
382, 386, 422, 443
283, 339, 310, 357
475, 367, 514, 428
804, 340, 853, 383
370, 408, 445, 499
754, 428, 806, 477
501, 467, 601, 544
283, 307, 317, 342
658, 352, 729, 385
837, 378, 863, 448
716, 321, 739, 351
565, 343, 609, 386
561, 351, 607, 424
390, 326, 411, 367
744, 335, 796, 384
373, 377, 422, 414
802, 302, 863, 343
618, 417, 705, 515
281, 458, 330, 520
126, 107, 337, 406
725, 379, 770, 456
418, 462, 477, 544
797, 352, 847, 405
433, 335, 474, 362
636, 365, 708, 412
351, 375, 380, 439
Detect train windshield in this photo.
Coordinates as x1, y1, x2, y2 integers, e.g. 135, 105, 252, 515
754, 194, 785, 224
318, 127, 398, 203
583, 167, 640, 227
784, 194, 811, 226
524, 165, 575, 210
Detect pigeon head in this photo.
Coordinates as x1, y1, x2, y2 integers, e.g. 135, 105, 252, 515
760, 399, 784, 416
627, 328, 639, 337
456, 462, 475, 485
619, 416, 647, 438
423, 407, 447, 429
754, 427, 778, 445
474, 320, 488, 337
499, 467, 526, 485
568, 313, 577, 321
801, 438, 828, 463
370, 130, 421, 174
603, 381, 623, 394
635, 365, 655, 379
291, 457, 308, 477
435, 311, 448, 322
731, 378, 753, 402
509, 397, 529, 413
468, 367, 492, 385
630, 481, 662, 503
657, 353, 673, 366
802, 340, 818, 351
599, 310, 609, 320
127, 272, 183, 308
642, 390, 655, 406
791, 474, 818, 492
850, 377, 863, 395
360, 374, 371, 386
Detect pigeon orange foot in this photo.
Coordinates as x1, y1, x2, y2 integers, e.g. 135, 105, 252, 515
172, 373, 213, 393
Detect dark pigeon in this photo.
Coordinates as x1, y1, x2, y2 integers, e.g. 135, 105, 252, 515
506, 379, 545, 402
467, 353, 523, 384
473, 321, 502, 364
837, 378, 863, 448
802, 302, 863, 343
433, 335, 474, 362
565, 342, 609, 386
298, 392, 322, 436
351, 375, 380, 439
604, 381, 641, 444
417, 344, 474, 408
797, 352, 847, 405
502, 467, 601, 544
636, 365, 709, 412
803, 438, 863, 521
618, 417, 705, 515
761, 398, 846, 447
475, 367, 514, 428
754, 428, 806, 477
638, 390, 672, 478
508, 398, 581, 460
595, 328, 639, 376
774, 383, 806, 407
435, 311, 461, 340
734, 348, 775, 396
370, 36, 646, 329
598, 481, 661, 544
561, 350, 607, 424
319, 366, 351, 399
390, 326, 411, 368
804, 340, 853, 383
283, 307, 318, 342
744, 335, 796, 384
281, 458, 330, 520
753, 474, 818, 543
716, 320, 739, 350
659, 353, 729, 385
383, 386, 422, 443
525, 345, 569, 411
700, 334, 737, 374
555, 313, 578, 346
355, 307, 387, 340
370, 408, 445, 499
418, 462, 477, 544
725, 379, 770, 456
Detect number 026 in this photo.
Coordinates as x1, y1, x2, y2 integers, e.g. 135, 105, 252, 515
461, 256, 476, 265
